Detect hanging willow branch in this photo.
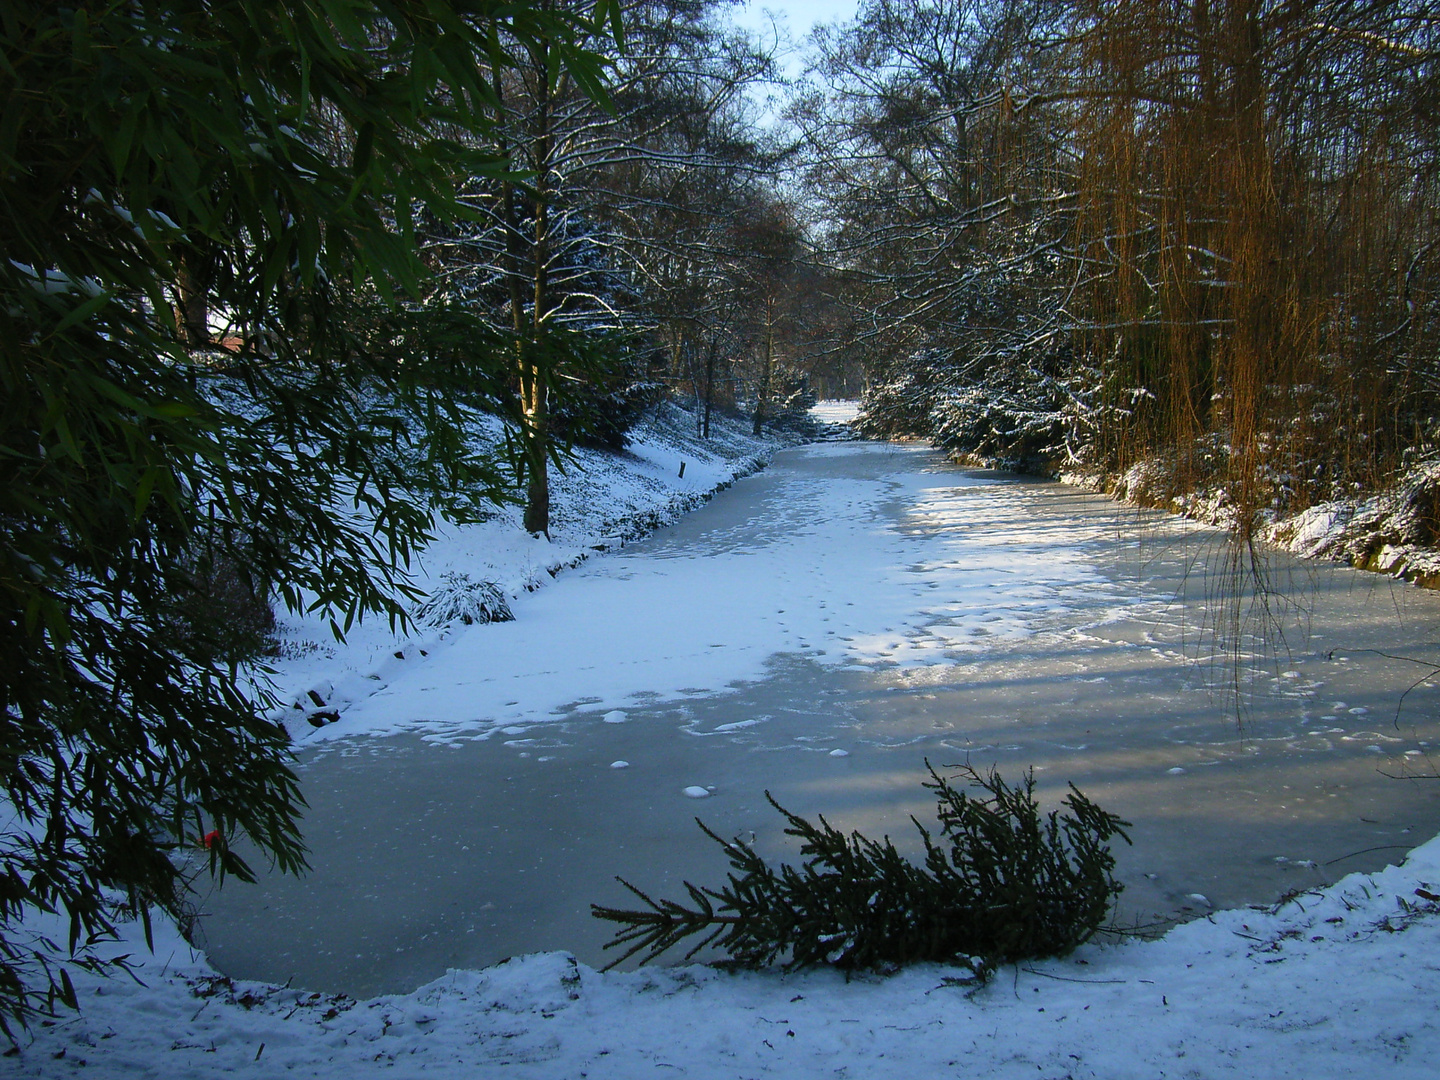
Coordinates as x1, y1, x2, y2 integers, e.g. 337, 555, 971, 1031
592, 763, 1131, 980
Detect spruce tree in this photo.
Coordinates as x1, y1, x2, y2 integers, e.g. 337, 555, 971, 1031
593, 763, 1131, 979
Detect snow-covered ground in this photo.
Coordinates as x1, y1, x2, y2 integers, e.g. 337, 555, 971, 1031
7, 839, 1440, 1076
4, 400, 1440, 1077
262, 400, 789, 743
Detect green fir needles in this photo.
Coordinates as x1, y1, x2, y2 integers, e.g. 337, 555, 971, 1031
592, 763, 1131, 980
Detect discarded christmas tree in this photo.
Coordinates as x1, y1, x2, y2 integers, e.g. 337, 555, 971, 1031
592, 763, 1131, 980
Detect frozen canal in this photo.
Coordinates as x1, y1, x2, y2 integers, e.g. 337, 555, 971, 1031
200, 442, 1440, 998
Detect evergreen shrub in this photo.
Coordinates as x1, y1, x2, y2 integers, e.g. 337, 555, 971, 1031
593, 763, 1130, 980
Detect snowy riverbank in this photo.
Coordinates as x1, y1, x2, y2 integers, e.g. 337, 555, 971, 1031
1060, 454, 1440, 593
6, 835, 1439, 1076
262, 400, 795, 745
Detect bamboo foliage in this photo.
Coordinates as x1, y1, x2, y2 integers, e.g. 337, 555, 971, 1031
0, 0, 620, 1029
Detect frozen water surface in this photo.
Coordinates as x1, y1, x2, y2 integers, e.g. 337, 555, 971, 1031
199, 443, 1440, 998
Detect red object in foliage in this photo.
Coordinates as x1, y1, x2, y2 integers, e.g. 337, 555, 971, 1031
201, 830, 221, 850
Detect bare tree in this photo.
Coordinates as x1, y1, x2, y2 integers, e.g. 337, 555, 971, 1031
794, 0, 1079, 464
429, 0, 783, 532
1071, 0, 1440, 528
797, 0, 1440, 505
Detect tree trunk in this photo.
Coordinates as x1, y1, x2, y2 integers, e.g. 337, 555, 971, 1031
496, 31, 557, 538
752, 302, 774, 436
524, 32, 556, 536
175, 248, 210, 349
702, 333, 720, 439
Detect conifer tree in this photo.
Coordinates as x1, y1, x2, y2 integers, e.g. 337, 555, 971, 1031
593, 763, 1130, 979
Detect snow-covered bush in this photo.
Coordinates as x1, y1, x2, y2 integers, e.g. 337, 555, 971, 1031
854, 349, 942, 440
855, 339, 1075, 474
762, 374, 820, 437
549, 343, 665, 452
413, 573, 514, 628
927, 346, 1074, 473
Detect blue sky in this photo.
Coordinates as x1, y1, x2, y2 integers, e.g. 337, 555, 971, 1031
733, 0, 859, 39
732, 0, 860, 74
728, 0, 860, 95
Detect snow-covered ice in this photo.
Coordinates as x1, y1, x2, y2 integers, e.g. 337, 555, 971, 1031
260, 401, 782, 744
280, 439, 1116, 748
808, 399, 860, 426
